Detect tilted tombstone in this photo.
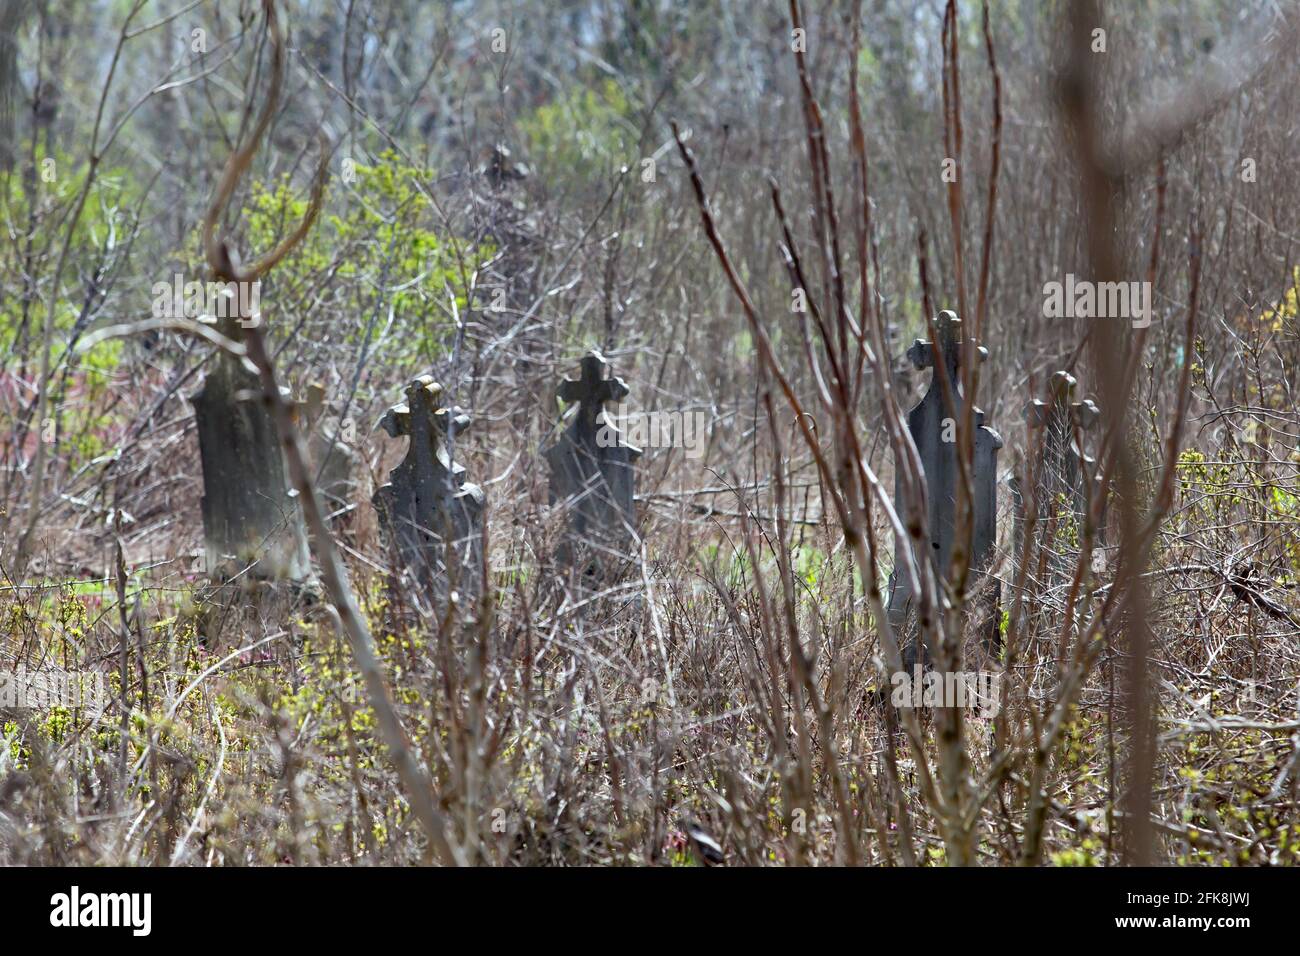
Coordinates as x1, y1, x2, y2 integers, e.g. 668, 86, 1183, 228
192, 354, 312, 582
1010, 370, 1100, 571
544, 351, 642, 582
373, 376, 485, 605
302, 382, 359, 519
887, 311, 1003, 659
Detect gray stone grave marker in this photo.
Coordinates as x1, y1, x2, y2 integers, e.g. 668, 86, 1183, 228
373, 376, 485, 605
192, 357, 312, 582
1010, 370, 1100, 570
887, 311, 1003, 651
302, 382, 359, 519
544, 350, 642, 582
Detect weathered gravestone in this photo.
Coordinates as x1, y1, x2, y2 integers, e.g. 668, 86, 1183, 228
545, 351, 642, 583
302, 382, 359, 519
373, 376, 485, 605
886, 311, 1003, 661
192, 355, 312, 582
1010, 370, 1100, 572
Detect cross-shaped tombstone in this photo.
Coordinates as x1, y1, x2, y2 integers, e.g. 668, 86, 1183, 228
191, 359, 312, 583
887, 311, 1003, 662
544, 350, 642, 583
373, 376, 485, 608
1010, 371, 1101, 575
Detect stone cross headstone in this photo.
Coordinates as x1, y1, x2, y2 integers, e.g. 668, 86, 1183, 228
887, 311, 1003, 653
1010, 370, 1100, 569
373, 377, 485, 606
544, 350, 642, 582
191, 356, 312, 582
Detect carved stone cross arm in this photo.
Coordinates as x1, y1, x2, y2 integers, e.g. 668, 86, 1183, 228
1073, 398, 1100, 429
379, 402, 412, 438
433, 406, 472, 439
